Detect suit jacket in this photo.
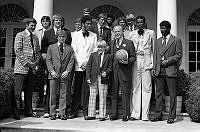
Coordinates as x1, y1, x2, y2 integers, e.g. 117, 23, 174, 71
41, 27, 72, 54
110, 38, 136, 81
71, 29, 97, 71
153, 34, 182, 77
14, 29, 41, 74
86, 52, 112, 84
46, 43, 75, 80
90, 24, 111, 43
129, 29, 156, 69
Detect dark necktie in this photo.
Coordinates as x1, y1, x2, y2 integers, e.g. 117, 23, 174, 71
162, 37, 167, 49
83, 31, 89, 37
100, 26, 103, 35
98, 53, 102, 74
30, 33, 35, 60
116, 39, 120, 48
60, 43, 63, 56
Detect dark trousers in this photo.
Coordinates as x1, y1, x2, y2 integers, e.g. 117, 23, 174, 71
155, 76, 177, 119
71, 71, 89, 115
111, 71, 130, 117
49, 78, 70, 116
13, 72, 34, 115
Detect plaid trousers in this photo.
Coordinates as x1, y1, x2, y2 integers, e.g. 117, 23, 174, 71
88, 76, 108, 118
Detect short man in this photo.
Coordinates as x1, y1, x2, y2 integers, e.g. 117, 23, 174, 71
46, 30, 75, 120
109, 25, 136, 121
86, 40, 112, 121
70, 15, 97, 119
130, 16, 156, 121
151, 21, 182, 124
72, 18, 82, 34
13, 18, 41, 120
126, 13, 135, 31
90, 13, 111, 43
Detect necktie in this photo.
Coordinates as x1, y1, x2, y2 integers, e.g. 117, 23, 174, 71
60, 43, 63, 56
162, 37, 167, 49
100, 26, 103, 35
116, 39, 119, 48
98, 53, 102, 74
30, 33, 35, 60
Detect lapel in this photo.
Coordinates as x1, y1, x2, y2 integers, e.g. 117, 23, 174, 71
94, 52, 99, 67
53, 43, 61, 60
135, 29, 150, 47
61, 44, 70, 61
102, 53, 107, 66
23, 30, 33, 48
160, 35, 175, 55
78, 30, 87, 48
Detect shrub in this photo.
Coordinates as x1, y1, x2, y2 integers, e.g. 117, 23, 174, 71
185, 71, 200, 122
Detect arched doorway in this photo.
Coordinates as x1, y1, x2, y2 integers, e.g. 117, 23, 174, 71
187, 8, 200, 73
90, 4, 125, 19
0, 4, 29, 69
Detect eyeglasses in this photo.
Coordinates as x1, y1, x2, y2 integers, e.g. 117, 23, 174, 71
97, 45, 106, 48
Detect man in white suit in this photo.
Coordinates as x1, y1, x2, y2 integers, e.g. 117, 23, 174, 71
129, 16, 155, 121
69, 15, 97, 119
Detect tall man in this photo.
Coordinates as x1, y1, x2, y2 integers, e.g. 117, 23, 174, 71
151, 21, 182, 124
90, 13, 111, 43
70, 15, 97, 119
130, 16, 155, 121
13, 18, 41, 120
109, 25, 136, 121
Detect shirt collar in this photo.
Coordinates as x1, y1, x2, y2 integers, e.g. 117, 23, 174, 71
165, 33, 171, 41
25, 29, 31, 36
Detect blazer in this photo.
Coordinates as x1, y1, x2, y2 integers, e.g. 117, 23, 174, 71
109, 38, 136, 81
86, 52, 112, 84
34, 28, 50, 49
46, 43, 75, 80
153, 34, 182, 77
90, 24, 111, 43
41, 27, 72, 54
129, 29, 156, 70
14, 29, 41, 74
71, 29, 97, 71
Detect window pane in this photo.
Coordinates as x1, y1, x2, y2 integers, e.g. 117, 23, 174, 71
0, 48, 5, 56
189, 52, 196, 61
189, 62, 196, 72
197, 32, 200, 41
0, 38, 6, 47
0, 58, 5, 67
197, 52, 200, 61
198, 42, 200, 51
198, 62, 200, 71
189, 42, 196, 51
189, 32, 196, 41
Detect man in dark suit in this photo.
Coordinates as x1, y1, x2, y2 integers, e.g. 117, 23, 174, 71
40, 14, 72, 118
151, 21, 182, 124
109, 25, 136, 121
90, 13, 111, 43
46, 30, 75, 120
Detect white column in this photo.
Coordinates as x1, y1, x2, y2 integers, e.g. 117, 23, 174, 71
33, 0, 53, 29
157, 0, 177, 38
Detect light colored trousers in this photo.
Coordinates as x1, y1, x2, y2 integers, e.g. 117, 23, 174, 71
88, 76, 108, 118
130, 55, 152, 120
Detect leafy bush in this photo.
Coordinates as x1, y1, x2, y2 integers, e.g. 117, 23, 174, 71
185, 71, 200, 122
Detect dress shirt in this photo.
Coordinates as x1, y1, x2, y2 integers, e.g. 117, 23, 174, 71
162, 33, 171, 45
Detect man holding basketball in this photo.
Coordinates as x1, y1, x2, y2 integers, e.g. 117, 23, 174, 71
109, 25, 136, 121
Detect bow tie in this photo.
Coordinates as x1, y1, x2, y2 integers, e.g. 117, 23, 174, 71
83, 31, 89, 37
138, 29, 144, 36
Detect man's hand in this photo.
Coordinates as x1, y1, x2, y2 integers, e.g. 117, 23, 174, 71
80, 61, 87, 70
102, 71, 107, 77
27, 61, 35, 68
151, 69, 156, 77
51, 71, 58, 78
61, 71, 69, 79
161, 59, 168, 67
42, 53, 47, 60
119, 59, 128, 64
87, 79, 91, 84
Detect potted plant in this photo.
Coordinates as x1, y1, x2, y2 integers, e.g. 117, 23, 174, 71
185, 71, 200, 122
164, 69, 191, 113
0, 69, 15, 119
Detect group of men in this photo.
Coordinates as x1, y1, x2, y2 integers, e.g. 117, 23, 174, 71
12, 7, 182, 124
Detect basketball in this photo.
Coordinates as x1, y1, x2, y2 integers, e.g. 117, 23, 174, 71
115, 49, 128, 61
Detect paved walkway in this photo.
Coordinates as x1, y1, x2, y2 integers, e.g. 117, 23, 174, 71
0, 115, 199, 132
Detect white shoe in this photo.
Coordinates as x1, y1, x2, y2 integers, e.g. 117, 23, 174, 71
43, 113, 49, 118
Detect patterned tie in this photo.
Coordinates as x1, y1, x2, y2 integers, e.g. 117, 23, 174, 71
162, 36, 167, 50
30, 33, 35, 60
60, 43, 63, 56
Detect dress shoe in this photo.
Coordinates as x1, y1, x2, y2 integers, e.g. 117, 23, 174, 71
129, 117, 138, 121
13, 110, 20, 120
85, 116, 96, 120
150, 117, 162, 122
122, 116, 129, 122
110, 116, 118, 121
50, 115, 56, 120
68, 113, 77, 119
99, 118, 106, 121
24, 113, 40, 118
60, 115, 68, 120
167, 118, 175, 124
43, 113, 49, 118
